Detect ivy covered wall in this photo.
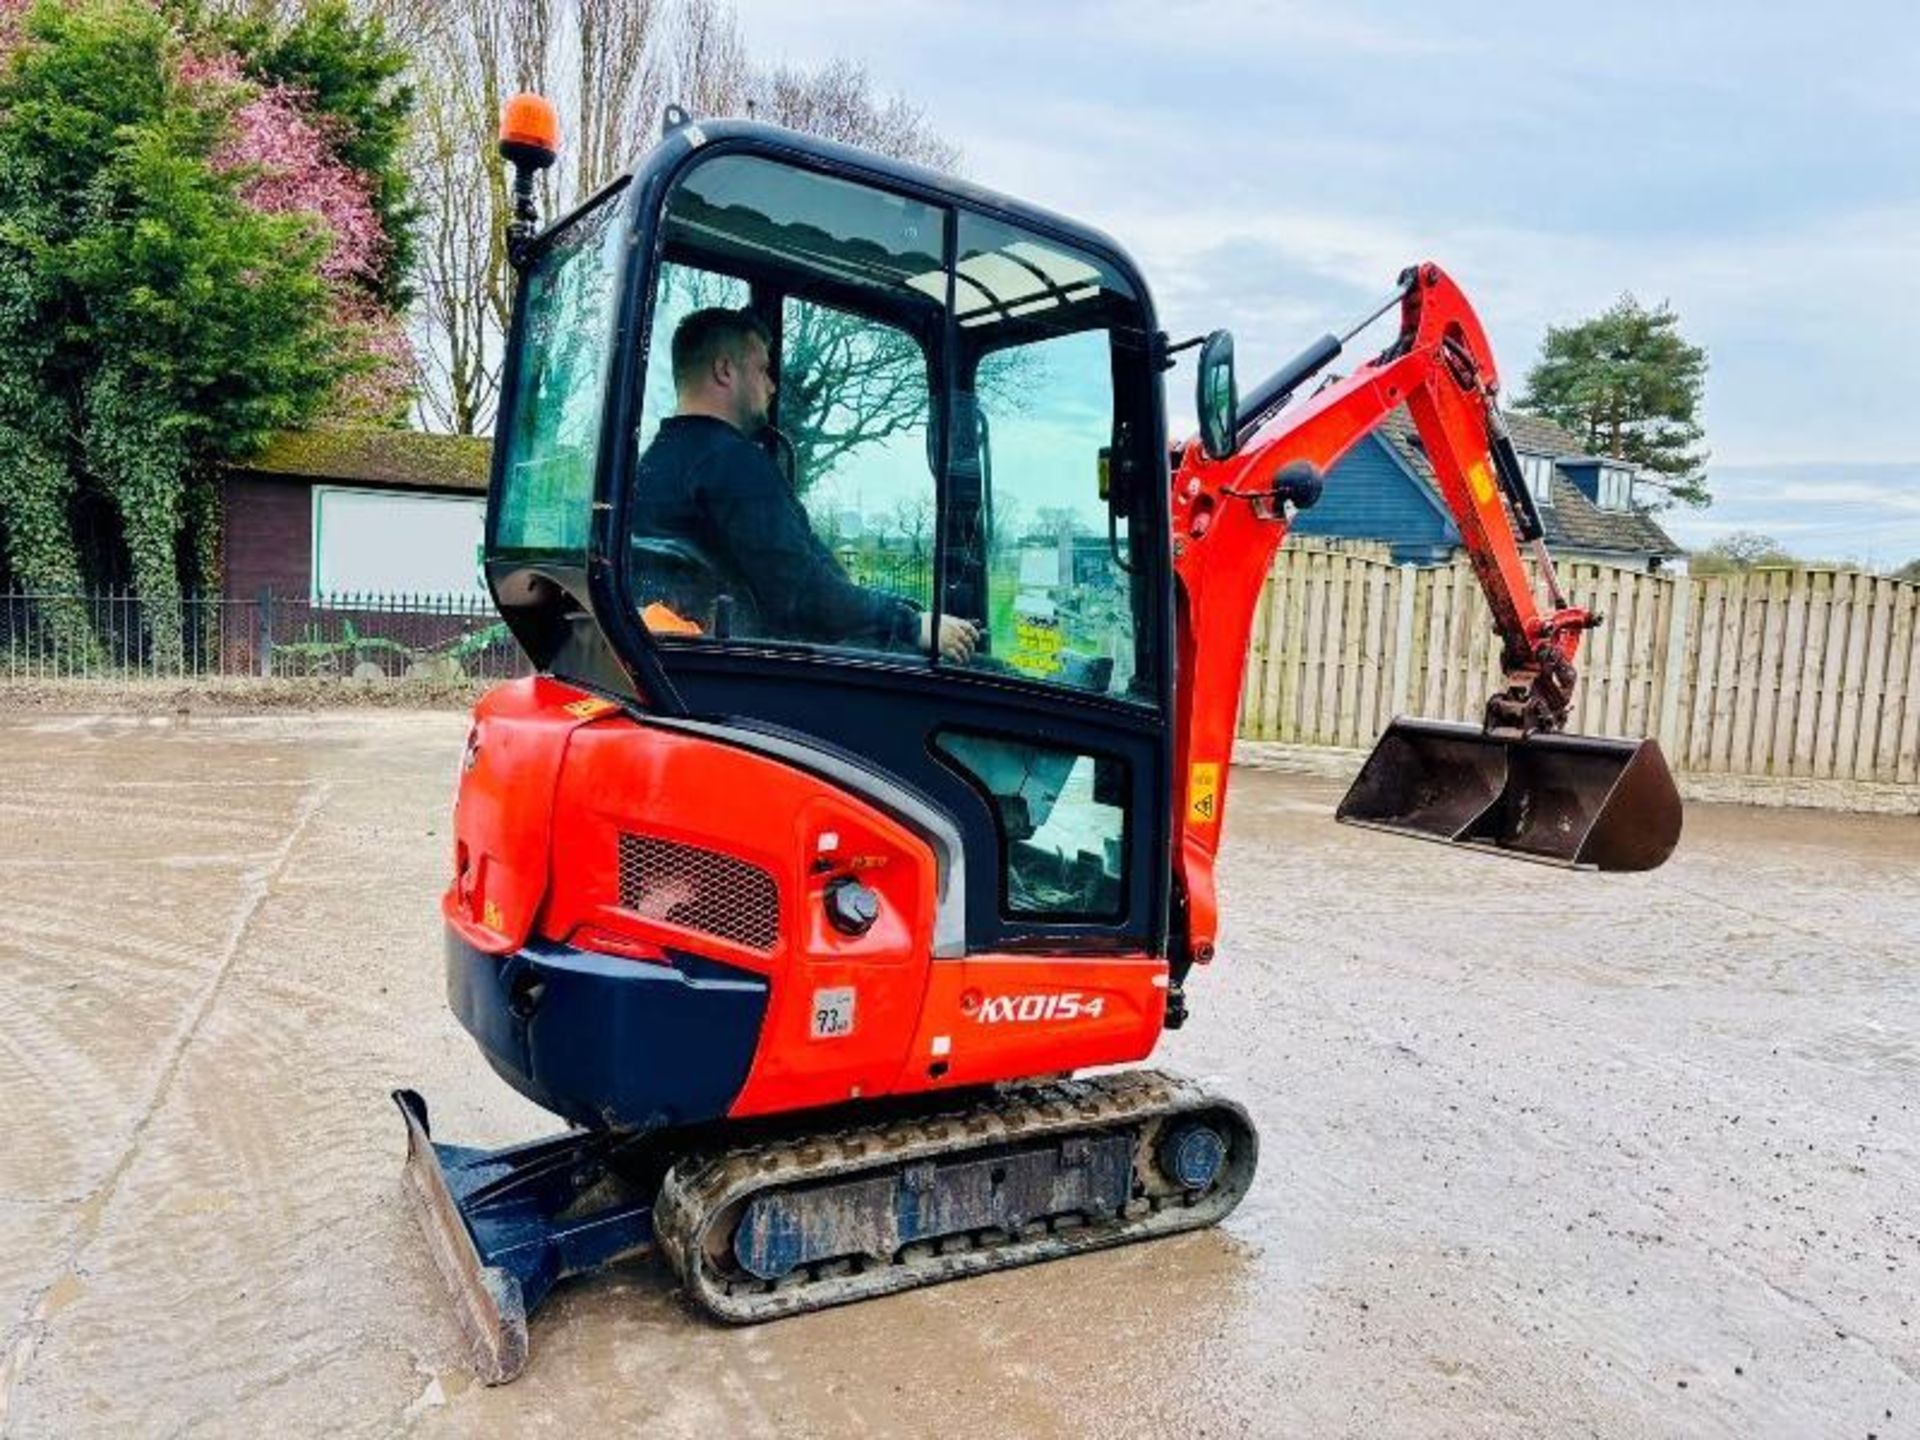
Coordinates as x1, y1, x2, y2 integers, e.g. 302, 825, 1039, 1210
0, 0, 416, 665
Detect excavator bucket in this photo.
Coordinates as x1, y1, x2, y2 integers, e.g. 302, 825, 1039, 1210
1336, 718, 1681, 871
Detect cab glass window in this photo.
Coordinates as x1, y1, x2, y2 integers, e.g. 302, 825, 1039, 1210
932, 729, 1127, 919
944, 211, 1153, 703
626, 155, 947, 656
494, 185, 628, 552
639, 262, 751, 455
780, 292, 935, 616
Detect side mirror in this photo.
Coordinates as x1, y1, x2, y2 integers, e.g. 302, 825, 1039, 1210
1195, 330, 1238, 461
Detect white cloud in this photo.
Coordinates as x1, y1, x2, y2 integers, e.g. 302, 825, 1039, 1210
1713, 479, 1920, 511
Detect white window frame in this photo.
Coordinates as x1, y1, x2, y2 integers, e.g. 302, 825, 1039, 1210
1599, 466, 1634, 511
1518, 452, 1555, 507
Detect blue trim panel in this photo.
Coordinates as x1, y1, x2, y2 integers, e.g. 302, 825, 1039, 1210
1291, 434, 1458, 553
446, 931, 769, 1132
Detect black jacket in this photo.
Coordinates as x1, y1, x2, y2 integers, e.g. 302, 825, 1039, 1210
630, 415, 918, 649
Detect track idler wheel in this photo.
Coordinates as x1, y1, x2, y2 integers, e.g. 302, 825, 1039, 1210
1158, 1123, 1228, 1191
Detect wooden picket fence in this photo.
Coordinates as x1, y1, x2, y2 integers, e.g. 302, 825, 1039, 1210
1239, 546, 1920, 786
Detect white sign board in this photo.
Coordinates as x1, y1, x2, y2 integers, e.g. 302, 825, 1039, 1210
311, 486, 487, 602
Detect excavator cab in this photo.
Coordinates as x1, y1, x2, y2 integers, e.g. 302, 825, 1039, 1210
489, 119, 1181, 954
488, 115, 1677, 900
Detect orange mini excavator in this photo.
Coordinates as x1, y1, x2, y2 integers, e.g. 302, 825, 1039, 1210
395, 97, 1683, 1382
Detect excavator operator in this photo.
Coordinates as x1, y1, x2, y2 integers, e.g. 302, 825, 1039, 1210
631, 305, 979, 662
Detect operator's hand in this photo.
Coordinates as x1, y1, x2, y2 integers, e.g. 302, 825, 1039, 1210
919, 612, 980, 663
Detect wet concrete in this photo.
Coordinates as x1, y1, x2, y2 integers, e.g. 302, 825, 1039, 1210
0, 710, 1914, 1438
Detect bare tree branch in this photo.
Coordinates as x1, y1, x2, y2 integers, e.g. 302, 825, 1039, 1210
405, 1, 966, 447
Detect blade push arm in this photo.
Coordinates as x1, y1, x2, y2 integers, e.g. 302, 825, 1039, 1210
1164, 263, 1594, 993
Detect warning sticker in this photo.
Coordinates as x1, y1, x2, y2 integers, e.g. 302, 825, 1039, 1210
1008, 617, 1064, 678
1187, 763, 1221, 825
1467, 458, 1496, 507
563, 697, 619, 720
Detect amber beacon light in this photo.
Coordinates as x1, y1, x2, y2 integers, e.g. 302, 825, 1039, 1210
499, 92, 559, 169
499, 93, 559, 265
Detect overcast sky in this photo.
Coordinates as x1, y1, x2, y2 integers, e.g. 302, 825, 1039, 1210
725, 0, 1920, 564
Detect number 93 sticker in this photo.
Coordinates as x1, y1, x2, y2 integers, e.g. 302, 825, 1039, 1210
811, 986, 855, 1039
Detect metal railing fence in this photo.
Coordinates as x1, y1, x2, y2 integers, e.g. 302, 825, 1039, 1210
841, 553, 933, 602
0, 589, 531, 683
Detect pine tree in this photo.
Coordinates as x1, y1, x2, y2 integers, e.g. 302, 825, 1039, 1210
1517, 295, 1710, 508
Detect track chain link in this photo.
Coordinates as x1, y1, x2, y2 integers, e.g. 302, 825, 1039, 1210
656, 1068, 1257, 1323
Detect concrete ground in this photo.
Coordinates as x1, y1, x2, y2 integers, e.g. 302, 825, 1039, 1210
0, 710, 1914, 1439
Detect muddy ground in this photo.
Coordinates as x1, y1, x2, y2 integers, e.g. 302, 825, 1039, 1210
0, 710, 1914, 1439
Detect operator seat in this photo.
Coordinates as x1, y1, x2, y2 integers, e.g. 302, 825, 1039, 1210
630, 534, 762, 639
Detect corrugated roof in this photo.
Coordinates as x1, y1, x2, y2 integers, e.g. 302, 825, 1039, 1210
238, 428, 492, 494
1376, 409, 1682, 559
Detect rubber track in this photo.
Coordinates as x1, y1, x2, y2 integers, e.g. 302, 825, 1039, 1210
655, 1068, 1257, 1323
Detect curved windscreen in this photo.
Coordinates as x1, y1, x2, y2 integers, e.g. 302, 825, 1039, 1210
494, 185, 629, 554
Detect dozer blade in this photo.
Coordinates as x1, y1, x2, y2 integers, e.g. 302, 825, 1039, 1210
394, 1089, 529, 1385
393, 1090, 659, 1385
1336, 718, 1681, 871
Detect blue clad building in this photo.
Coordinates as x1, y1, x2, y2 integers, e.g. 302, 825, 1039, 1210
1292, 408, 1683, 571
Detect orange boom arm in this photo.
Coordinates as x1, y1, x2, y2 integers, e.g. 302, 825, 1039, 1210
1166, 263, 1602, 976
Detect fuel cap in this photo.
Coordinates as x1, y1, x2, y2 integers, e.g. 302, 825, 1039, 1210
825, 877, 880, 936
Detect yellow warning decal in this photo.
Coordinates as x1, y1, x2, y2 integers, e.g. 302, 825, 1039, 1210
1008, 617, 1064, 678
563, 697, 618, 719
1467, 458, 1496, 507
1187, 762, 1221, 825
482, 898, 504, 932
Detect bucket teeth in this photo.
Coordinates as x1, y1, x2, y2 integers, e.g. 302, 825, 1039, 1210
1337, 719, 1682, 871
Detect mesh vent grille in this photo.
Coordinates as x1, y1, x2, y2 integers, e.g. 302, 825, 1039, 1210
616, 833, 779, 952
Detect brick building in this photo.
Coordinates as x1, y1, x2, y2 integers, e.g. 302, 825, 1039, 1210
223, 428, 491, 603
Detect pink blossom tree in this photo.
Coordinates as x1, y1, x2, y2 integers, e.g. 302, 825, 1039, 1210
183, 46, 413, 422
0, 0, 28, 54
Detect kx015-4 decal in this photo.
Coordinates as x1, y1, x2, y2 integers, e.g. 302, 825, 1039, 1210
973, 992, 1107, 1024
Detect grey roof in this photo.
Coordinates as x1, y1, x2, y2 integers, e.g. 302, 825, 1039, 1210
1376, 409, 1682, 559
1501, 410, 1587, 459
